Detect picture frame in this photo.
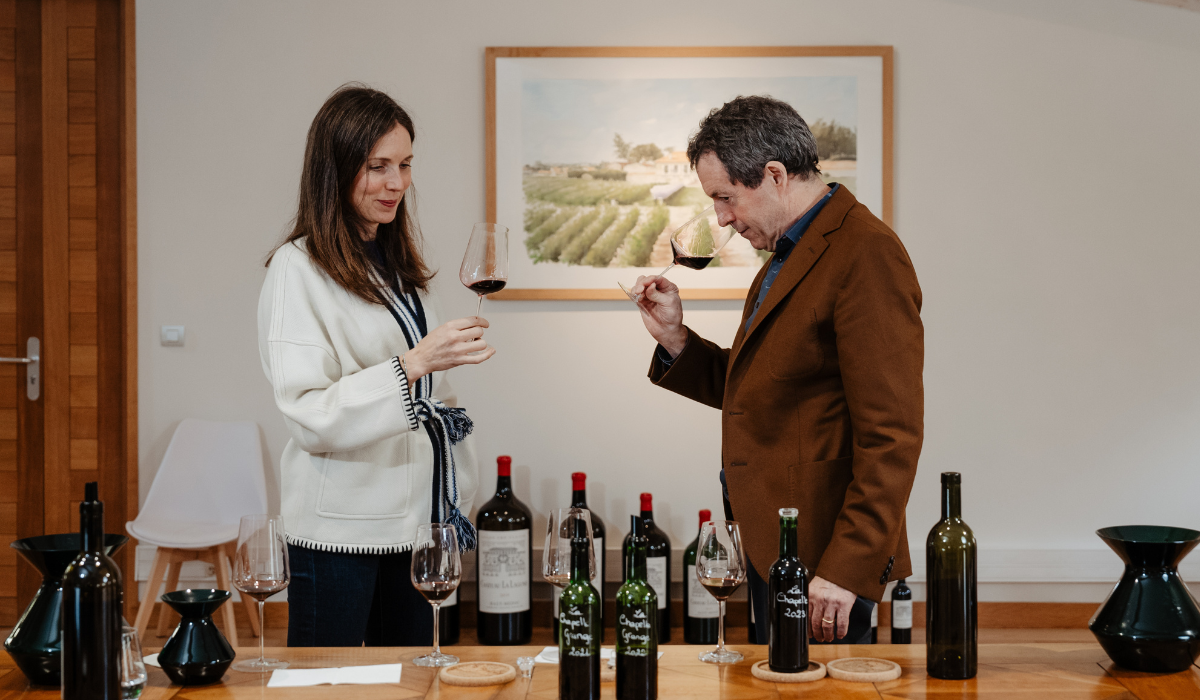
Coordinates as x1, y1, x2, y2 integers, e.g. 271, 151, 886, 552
485, 46, 893, 301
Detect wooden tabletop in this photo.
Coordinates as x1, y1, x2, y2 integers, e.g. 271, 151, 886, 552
4, 643, 1200, 699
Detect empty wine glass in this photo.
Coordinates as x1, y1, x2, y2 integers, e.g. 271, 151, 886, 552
542, 508, 595, 589
460, 223, 509, 317
119, 626, 146, 699
695, 519, 748, 664
617, 205, 736, 302
230, 515, 290, 672
412, 523, 462, 667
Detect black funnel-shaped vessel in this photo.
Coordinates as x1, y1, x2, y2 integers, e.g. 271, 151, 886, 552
158, 589, 236, 685
4, 533, 129, 685
1089, 525, 1200, 673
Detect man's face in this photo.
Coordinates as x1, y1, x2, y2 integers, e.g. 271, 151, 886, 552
696, 152, 787, 251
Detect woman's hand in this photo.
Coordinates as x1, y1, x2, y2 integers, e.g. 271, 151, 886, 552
403, 316, 495, 382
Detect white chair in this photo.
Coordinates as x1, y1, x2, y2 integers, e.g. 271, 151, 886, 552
127, 419, 269, 646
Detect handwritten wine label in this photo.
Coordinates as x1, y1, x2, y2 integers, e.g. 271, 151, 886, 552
560, 605, 599, 657
646, 556, 668, 610
893, 600, 913, 629
477, 530, 530, 613
776, 585, 807, 619
687, 569, 719, 619
618, 607, 654, 648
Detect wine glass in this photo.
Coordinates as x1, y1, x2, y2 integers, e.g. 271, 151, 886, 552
542, 508, 595, 646
617, 205, 736, 302
695, 519, 748, 664
230, 515, 290, 672
460, 223, 509, 317
119, 625, 147, 699
411, 523, 462, 667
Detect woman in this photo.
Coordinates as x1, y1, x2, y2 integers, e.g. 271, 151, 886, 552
258, 85, 492, 646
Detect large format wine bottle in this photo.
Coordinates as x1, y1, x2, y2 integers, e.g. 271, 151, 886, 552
61, 482, 123, 700
475, 455, 533, 644
616, 515, 657, 700
926, 472, 977, 679
559, 518, 601, 700
622, 493, 671, 643
891, 578, 913, 644
683, 509, 718, 645
767, 507, 808, 673
554, 472, 606, 642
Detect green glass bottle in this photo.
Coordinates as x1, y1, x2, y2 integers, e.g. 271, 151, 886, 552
616, 515, 657, 700
926, 472, 977, 679
559, 518, 601, 700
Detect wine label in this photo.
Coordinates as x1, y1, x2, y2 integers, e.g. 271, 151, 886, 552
687, 569, 719, 619
554, 535, 602, 619
871, 603, 878, 626
617, 606, 654, 652
775, 584, 807, 620
892, 600, 913, 629
477, 529, 531, 614
560, 604, 599, 656
444, 588, 457, 606
646, 556, 668, 610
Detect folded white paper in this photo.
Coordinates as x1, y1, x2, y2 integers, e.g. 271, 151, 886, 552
267, 663, 403, 687
535, 647, 661, 665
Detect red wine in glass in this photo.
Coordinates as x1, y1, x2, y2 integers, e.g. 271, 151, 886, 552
461, 223, 510, 317
671, 239, 715, 270
467, 279, 508, 295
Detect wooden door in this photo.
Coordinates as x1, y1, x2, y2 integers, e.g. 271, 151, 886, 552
0, 0, 134, 625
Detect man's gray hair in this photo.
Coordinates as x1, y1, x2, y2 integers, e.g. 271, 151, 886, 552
686, 95, 821, 188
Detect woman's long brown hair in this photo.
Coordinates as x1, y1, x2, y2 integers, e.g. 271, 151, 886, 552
268, 84, 433, 302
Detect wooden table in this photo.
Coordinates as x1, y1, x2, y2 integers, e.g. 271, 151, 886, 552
4, 643, 1200, 699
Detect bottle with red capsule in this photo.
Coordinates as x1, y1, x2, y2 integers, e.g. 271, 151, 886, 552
622, 493, 671, 643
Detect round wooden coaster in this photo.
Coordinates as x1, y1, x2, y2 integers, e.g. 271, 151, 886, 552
750, 660, 826, 683
825, 657, 902, 682
439, 661, 517, 687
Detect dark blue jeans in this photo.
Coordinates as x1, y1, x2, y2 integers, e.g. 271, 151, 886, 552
721, 470, 876, 645
287, 545, 435, 647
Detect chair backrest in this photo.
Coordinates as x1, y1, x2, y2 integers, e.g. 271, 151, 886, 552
135, 419, 268, 529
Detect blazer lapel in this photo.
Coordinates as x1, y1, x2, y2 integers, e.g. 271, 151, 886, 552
730, 186, 858, 368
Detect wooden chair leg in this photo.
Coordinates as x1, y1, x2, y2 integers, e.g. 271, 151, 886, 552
211, 545, 240, 647
134, 548, 169, 641
223, 542, 261, 637
156, 556, 183, 637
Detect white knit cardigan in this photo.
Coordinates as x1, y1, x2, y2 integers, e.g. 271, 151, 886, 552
257, 240, 478, 553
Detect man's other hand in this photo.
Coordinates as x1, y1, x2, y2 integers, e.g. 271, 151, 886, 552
808, 576, 858, 642
633, 274, 687, 358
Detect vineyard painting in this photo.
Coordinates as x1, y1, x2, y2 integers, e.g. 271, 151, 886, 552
489, 48, 891, 299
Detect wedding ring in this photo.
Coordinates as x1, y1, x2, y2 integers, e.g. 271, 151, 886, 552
821, 618, 835, 625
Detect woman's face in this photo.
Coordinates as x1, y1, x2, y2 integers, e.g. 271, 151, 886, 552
352, 123, 413, 238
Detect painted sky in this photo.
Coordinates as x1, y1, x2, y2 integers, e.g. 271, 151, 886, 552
522, 76, 857, 165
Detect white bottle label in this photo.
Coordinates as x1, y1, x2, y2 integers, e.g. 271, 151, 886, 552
554, 535, 602, 619
687, 568, 719, 619
870, 603, 878, 627
646, 556, 668, 610
444, 588, 457, 606
477, 529, 530, 614
892, 600, 913, 629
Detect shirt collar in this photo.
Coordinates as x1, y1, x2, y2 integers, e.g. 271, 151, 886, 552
773, 183, 838, 259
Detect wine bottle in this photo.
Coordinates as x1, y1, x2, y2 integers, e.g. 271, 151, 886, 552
891, 578, 912, 644
871, 603, 878, 643
61, 482, 123, 700
475, 455, 533, 644
683, 509, 718, 644
616, 515, 657, 700
560, 518, 601, 700
926, 472, 977, 679
554, 472, 606, 643
439, 589, 460, 645
621, 493, 671, 643
767, 507, 808, 673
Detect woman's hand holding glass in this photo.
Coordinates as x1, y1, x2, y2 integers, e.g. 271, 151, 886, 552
403, 317, 495, 381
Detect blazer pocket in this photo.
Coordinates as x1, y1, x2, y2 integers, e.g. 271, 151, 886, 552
766, 307, 824, 381
316, 440, 412, 519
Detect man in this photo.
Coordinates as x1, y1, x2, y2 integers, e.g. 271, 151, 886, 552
631, 96, 923, 644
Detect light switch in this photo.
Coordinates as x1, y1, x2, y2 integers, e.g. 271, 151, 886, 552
161, 325, 185, 346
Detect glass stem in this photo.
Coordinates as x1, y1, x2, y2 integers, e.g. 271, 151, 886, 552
717, 599, 726, 653
258, 600, 265, 663
432, 602, 441, 655
476, 294, 483, 317
657, 262, 675, 279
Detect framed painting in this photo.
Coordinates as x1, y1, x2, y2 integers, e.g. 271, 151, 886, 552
486, 46, 893, 300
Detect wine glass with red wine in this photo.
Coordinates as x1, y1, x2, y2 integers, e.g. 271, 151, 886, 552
230, 515, 290, 672
695, 519, 747, 664
460, 223, 509, 317
411, 523, 462, 667
617, 205, 735, 302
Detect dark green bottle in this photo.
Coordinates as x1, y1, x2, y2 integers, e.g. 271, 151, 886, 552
616, 516, 657, 700
926, 472, 977, 679
768, 507, 807, 673
559, 518, 601, 700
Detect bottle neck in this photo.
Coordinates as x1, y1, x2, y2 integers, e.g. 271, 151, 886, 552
80, 502, 104, 553
778, 516, 798, 559
494, 475, 512, 497
640, 509, 654, 526
625, 538, 647, 582
942, 482, 962, 520
570, 539, 591, 582
571, 489, 588, 509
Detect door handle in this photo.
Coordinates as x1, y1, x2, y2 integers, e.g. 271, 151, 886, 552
0, 337, 40, 400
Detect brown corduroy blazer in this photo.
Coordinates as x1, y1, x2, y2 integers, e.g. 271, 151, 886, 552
648, 186, 924, 602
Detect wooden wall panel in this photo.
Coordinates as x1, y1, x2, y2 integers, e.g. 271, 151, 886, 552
0, 0, 17, 623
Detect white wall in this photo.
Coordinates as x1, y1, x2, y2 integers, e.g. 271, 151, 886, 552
137, 0, 1200, 599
